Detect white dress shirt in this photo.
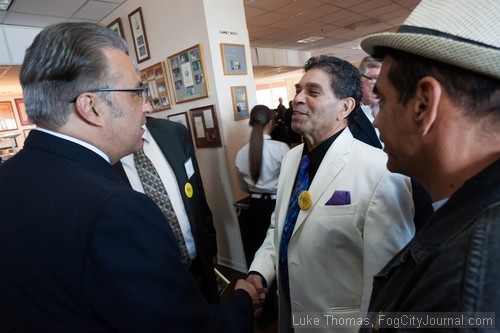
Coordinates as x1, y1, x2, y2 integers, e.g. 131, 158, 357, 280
235, 134, 290, 194
120, 128, 196, 259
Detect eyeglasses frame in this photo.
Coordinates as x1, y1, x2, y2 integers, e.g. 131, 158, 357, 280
70, 87, 149, 104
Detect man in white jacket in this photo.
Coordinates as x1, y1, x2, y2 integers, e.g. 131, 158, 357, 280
246, 55, 415, 333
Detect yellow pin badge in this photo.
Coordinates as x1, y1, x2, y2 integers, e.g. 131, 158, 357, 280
185, 182, 193, 198
298, 190, 312, 210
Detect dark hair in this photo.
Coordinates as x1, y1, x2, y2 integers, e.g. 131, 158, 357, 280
248, 105, 273, 183
303, 55, 362, 125
382, 48, 500, 125
20, 22, 129, 129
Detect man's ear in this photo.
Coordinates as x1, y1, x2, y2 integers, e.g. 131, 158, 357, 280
73, 93, 104, 127
338, 97, 356, 121
413, 77, 442, 135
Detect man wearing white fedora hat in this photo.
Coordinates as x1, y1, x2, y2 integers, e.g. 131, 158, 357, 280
359, 0, 500, 330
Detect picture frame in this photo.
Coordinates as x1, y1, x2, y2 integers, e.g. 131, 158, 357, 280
0, 101, 18, 132
107, 17, 125, 39
231, 86, 249, 121
140, 61, 172, 112
0, 134, 18, 150
189, 105, 222, 148
14, 98, 33, 126
167, 112, 192, 138
167, 44, 209, 104
220, 43, 247, 75
128, 7, 151, 63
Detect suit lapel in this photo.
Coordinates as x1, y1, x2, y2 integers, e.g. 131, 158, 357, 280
291, 129, 353, 235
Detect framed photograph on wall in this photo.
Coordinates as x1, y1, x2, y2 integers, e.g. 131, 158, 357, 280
0, 101, 18, 132
220, 43, 247, 75
167, 112, 191, 138
189, 105, 222, 148
140, 61, 172, 112
128, 7, 151, 63
0, 134, 18, 150
107, 17, 125, 39
167, 44, 209, 104
14, 98, 33, 126
231, 86, 249, 121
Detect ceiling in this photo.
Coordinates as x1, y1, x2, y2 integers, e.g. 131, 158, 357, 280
0, 0, 420, 93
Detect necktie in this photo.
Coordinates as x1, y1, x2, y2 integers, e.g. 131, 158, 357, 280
133, 149, 191, 266
279, 155, 310, 297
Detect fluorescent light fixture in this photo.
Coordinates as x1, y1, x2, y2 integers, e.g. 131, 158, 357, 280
297, 36, 325, 44
0, 0, 14, 11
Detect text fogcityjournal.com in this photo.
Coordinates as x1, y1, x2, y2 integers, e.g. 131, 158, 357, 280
292, 312, 495, 329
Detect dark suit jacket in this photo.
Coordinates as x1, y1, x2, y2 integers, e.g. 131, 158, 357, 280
349, 109, 383, 149
115, 117, 220, 303
349, 111, 433, 232
0, 130, 252, 332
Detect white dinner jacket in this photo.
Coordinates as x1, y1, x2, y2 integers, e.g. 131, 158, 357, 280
249, 128, 415, 333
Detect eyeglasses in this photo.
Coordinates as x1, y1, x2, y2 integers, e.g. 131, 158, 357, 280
70, 87, 149, 104
361, 74, 378, 84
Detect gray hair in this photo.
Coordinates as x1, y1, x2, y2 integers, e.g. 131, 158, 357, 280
20, 22, 129, 129
358, 56, 382, 76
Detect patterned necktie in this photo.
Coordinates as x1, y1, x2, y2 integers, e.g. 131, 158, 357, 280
279, 155, 310, 298
133, 149, 191, 266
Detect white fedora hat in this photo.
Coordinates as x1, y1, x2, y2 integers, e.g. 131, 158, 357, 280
361, 0, 500, 80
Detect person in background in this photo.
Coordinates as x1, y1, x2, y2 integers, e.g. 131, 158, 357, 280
115, 116, 220, 303
235, 105, 290, 328
0, 22, 259, 332
349, 56, 383, 149
284, 100, 302, 147
276, 97, 287, 119
350, 56, 433, 232
360, 0, 500, 329
246, 55, 415, 333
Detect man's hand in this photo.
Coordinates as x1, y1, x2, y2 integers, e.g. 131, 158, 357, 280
235, 278, 266, 316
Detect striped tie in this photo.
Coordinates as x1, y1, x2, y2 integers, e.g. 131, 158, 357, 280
133, 148, 191, 266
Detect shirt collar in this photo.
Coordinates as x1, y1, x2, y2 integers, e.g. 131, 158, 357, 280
35, 127, 110, 163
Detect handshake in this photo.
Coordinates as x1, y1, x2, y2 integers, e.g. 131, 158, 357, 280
234, 274, 269, 317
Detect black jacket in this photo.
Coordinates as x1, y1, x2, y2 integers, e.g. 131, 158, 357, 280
115, 117, 220, 303
362, 160, 500, 332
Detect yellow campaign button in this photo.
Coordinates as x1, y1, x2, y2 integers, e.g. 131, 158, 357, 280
185, 182, 193, 198
298, 190, 312, 210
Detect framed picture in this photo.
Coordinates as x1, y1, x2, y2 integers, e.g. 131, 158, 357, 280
107, 17, 125, 39
220, 43, 247, 75
14, 98, 33, 126
167, 44, 209, 104
128, 7, 151, 63
0, 134, 18, 149
189, 105, 222, 148
0, 101, 18, 132
231, 86, 249, 121
140, 61, 172, 112
167, 112, 192, 138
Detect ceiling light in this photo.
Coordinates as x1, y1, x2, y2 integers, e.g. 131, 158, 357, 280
0, 0, 14, 11
297, 36, 325, 44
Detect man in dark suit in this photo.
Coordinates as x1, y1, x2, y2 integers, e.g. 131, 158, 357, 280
350, 57, 433, 231
115, 116, 220, 303
349, 56, 383, 149
0, 22, 258, 332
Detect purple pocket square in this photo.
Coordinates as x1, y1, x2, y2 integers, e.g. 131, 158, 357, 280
325, 190, 351, 205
